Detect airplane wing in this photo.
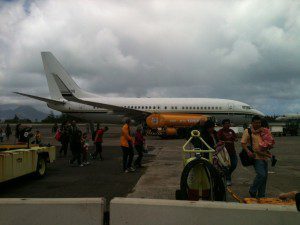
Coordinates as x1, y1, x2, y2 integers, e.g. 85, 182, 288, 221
14, 92, 65, 105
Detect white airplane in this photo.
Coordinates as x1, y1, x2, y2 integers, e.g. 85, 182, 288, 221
15, 52, 264, 125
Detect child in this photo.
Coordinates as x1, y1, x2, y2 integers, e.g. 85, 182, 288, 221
81, 133, 90, 166
259, 120, 277, 166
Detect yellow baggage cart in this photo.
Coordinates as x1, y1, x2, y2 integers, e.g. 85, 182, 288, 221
0, 145, 56, 183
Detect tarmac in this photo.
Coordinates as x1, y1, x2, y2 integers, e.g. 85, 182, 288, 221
0, 124, 299, 203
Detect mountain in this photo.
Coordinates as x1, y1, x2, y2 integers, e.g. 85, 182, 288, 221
0, 105, 49, 122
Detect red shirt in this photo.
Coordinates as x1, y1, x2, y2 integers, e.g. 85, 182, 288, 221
217, 128, 237, 155
134, 131, 144, 146
95, 129, 104, 143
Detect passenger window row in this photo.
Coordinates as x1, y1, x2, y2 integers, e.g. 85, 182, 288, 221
123, 105, 223, 110
123, 106, 160, 110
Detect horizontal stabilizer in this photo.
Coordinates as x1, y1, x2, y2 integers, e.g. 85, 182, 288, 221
14, 92, 65, 105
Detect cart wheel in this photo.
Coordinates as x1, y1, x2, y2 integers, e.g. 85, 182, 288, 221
35, 156, 46, 178
180, 158, 226, 201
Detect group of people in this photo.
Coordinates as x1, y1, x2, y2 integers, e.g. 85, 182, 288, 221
56, 120, 146, 171
56, 121, 92, 167
191, 115, 275, 198
59, 121, 113, 166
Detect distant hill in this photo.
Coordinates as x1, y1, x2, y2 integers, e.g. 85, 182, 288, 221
0, 105, 49, 122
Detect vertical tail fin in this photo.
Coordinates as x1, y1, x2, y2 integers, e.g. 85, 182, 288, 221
41, 52, 64, 100
41, 52, 90, 99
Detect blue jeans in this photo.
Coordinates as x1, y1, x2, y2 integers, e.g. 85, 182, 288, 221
226, 153, 238, 182
250, 159, 268, 198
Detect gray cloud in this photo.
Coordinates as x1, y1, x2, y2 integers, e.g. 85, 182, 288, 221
0, 0, 300, 115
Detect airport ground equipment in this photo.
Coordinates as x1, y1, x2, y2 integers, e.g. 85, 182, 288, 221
146, 113, 208, 137
0, 145, 56, 183
176, 130, 226, 201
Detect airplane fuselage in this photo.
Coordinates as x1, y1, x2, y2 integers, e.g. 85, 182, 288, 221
48, 97, 262, 125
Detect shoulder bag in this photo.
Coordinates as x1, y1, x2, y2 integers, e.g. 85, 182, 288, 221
239, 128, 255, 166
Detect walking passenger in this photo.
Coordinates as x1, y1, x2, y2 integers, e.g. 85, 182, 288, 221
69, 120, 83, 166
5, 124, 12, 141
200, 120, 218, 159
92, 126, 109, 160
241, 115, 271, 198
134, 127, 145, 168
217, 119, 237, 186
120, 118, 135, 172
59, 122, 70, 157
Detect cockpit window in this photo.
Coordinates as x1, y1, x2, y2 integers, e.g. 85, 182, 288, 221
242, 105, 251, 110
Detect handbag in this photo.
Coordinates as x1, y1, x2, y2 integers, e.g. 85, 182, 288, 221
239, 128, 255, 166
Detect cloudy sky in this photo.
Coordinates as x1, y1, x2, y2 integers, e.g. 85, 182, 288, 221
0, 0, 300, 115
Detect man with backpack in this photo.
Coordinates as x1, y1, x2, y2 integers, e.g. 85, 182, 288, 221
241, 115, 269, 198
